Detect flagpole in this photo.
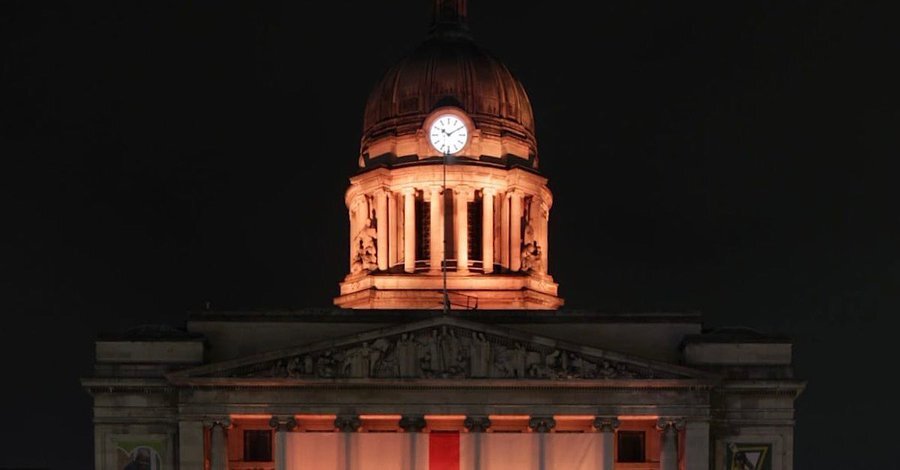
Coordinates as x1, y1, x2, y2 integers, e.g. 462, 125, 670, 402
442, 148, 450, 314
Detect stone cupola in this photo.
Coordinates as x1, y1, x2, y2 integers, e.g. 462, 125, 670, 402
335, 0, 562, 310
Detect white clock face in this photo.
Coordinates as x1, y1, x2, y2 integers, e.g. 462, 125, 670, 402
429, 114, 469, 155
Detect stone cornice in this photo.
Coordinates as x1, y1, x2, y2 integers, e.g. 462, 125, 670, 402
718, 380, 807, 398
165, 377, 719, 390
186, 309, 702, 324
81, 377, 174, 395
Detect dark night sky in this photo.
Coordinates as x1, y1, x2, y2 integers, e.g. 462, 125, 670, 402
2, 0, 898, 467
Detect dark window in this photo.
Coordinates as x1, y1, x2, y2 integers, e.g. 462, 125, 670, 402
417, 197, 430, 261
617, 431, 645, 463
243, 430, 272, 462
468, 198, 482, 262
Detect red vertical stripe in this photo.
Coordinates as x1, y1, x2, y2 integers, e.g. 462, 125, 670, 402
429, 432, 460, 470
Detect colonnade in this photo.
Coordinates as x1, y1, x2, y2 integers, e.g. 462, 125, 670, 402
203, 415, 708, 470
349, 184, 549, 276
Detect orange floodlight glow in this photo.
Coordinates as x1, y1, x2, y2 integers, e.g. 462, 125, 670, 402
229, 414, 272, 421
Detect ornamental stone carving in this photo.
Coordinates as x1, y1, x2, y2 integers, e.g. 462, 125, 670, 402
334, 415, 362, 432
351, 217, 378, 274
269, 416, 297, 432
656, 418, 686, 432
593, 417, 620, 433
399, 415, 427, 432
464, 416, 491, 432
528, 417, 556, 433
230, 325, 670, 380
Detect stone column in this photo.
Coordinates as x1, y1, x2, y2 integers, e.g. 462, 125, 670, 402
500, 192, 510, 269
388, 191, 398, 267
658, 418, 684, 470
509, 191, 524, 272
348, 195, 366, 272
270, 416, 297, 470
429, 186, 443, 273
404, 188, 416, 273
400, 416, 427, 470
464, 416, 491, 469
684, 421, 710, 470
529, 417, 555, 469
529, 198, 549, 274
178, 420, 205, 470
375, 189, 389, 271
208, 418, 230, 470
482, 189, 495, 273
334, 415, 361, 470
593, 417, 619, 470
455, 187, 471, 273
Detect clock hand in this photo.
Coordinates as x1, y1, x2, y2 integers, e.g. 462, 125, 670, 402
447, 126, 465, 135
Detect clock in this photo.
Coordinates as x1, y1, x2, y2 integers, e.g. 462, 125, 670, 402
428, 114, 469, 155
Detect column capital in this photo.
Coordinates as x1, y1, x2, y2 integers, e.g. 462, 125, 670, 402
402, 187, 417, 196
593, 417, 620, 433
528, 416, 556, 433
463, 416, 492, 433
334, 415, 362, 433
656, 417, 685, 432
454, 185, 475, 198
269, 416, 297, 432
481, 187, 497, 197
203, 417, 231, 429
399, 415, 427, 433
373, 187, 389, 196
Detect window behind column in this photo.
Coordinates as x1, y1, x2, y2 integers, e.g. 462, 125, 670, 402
416, 196, 430, 263
243, 429, 273, 462
617, 430, 646, 463
468, 196, 482, 265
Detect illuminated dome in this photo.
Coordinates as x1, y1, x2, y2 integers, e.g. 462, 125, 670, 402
337, 0, 562, 310
359, 2, 538, 168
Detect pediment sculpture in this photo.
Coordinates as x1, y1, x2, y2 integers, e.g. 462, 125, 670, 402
221, 325, 673, 381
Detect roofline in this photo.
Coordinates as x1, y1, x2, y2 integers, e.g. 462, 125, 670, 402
186, 309, 703, 325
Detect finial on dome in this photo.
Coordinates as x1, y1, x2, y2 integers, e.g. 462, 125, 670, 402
432, 0, 468, 32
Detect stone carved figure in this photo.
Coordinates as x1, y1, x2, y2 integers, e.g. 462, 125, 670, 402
521, 241, 543, 273
342, 342, 371, 378
397, 333, 418, 378
470, 332, 491, 377
315, 350, 338, 378
243, 326, 662, 381
351, 218, 378, 274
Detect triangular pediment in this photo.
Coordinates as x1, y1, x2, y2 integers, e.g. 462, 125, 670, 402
169, 316, 715, 384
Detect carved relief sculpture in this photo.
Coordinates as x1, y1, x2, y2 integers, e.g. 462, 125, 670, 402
240, 326, 665, 381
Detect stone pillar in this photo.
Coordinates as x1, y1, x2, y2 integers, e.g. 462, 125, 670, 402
684, 421, 710, 470
593, 417, 619, 470
482, 189, 495, 273
429, 186, 443, 273
464, 416, 491, 469
388, 191, 398, 267
375, 189, 389, 271
528, 197, 549, 274
179, 420, 205, 470
348, 195, 366, 272
404, 188, 416, 273
270, 416, 297, 470
509, 191, 524, 272
335, 415, 361, 470
500, 192, 510, 269
455, 187, 471, 272
208, 418, 230, 470
529, 417, 555, 469
400, 416, 427, 470
658, 418, 684, 470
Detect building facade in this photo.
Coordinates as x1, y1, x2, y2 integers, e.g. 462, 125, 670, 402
83, 2, 804, 469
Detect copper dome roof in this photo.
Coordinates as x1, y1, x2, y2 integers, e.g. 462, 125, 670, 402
362, 34, 536, 153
